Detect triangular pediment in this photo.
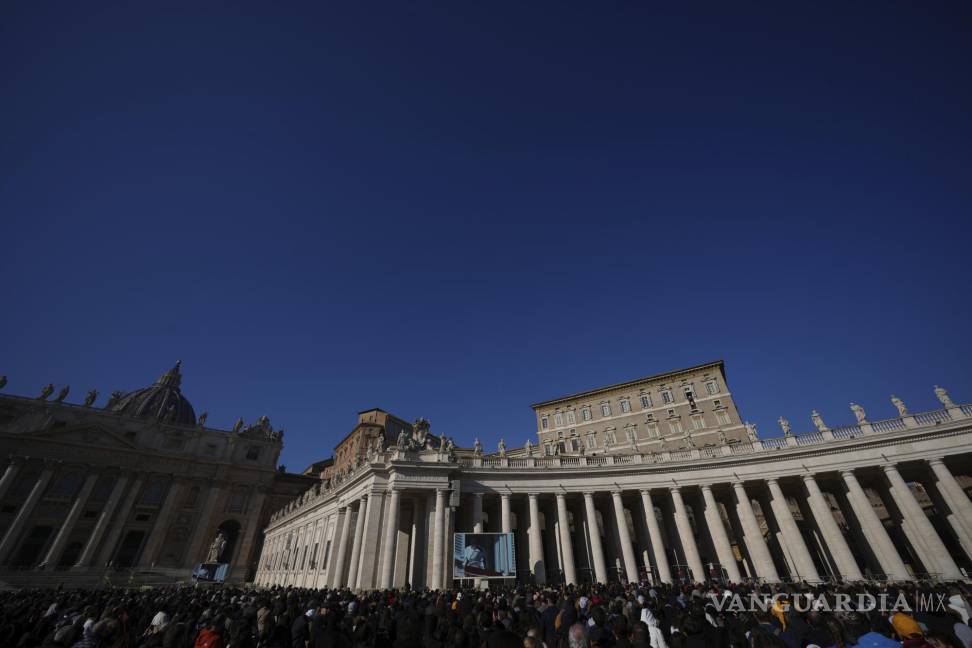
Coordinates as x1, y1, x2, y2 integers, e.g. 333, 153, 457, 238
33, 423, 139, 450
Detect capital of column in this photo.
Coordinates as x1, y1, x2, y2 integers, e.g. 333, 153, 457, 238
639, 488, 651, 496
500, 492, 511, 501
927, 457, 945, 467
7, 455, 27, 466
881, 463, 900, 474
699, 484, 713, 493
669, 486, 681, 493
839, 469, 857, 479
555, 492, 566, 501
527, 492, 540, 500
610, 489, 623, 496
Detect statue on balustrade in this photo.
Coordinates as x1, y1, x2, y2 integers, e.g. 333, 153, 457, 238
38, 383, 54, 400
525, 439, 533, 456
105, 390, 124, 409
811, 410, 828, 432
0, 376, 6, 390
206, 531, 227, 563
935, 385, 955, 408
232, 418, 244, 434
498, 438, 506, 457
745, 421, 758, 442
850, 402, 867, 424
54, 385, 70, 402
473, 438, 482, 456
197, 411, 208, 426
777, 416, 791, 436
413, 418, 431, 449
396, 429, 409, 450
83, 389, 98, 407
891, 395, 908, 417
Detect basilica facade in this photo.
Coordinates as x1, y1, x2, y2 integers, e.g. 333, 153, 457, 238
255, 361, 972, 588
0, 363, 316, 587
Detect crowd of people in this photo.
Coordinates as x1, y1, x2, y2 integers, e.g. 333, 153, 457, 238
1, 579, 971, 648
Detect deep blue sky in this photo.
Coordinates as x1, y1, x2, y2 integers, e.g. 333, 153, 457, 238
2, 2, 971, 472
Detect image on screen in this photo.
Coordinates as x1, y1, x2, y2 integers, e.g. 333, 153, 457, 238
453, 532, 516, 579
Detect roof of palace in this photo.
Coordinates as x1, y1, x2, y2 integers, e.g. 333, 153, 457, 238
530, 359, 727, 409
108, 360, 197, 426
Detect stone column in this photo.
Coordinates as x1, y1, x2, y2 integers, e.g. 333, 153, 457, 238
700, 485, 742, 582
430, 489, 446, 589
74, 472, 130, 569
39, 472, 99, 569
527, 493, 546, 583
670, 487, 705, 582
883, 464, 963, 580
583, 492, 608, 583
640, 489, 672, 584
928, 458, 972, 559
801, 474, 861, 580
0, 461, 57, 563
840, 470, 909, 580
356, 491, 385, 589
442, 500, 454, 588
611, 491, 639, 583
766, 479, 819, 582
97, 476, 145, 567
0, 457, 25, 502
137, 479, 185, 568
346, 496, 368, 588
184, 481, 227, 565
501, 494, 512, 532
732, 481, 780, 582
555, 493, 577, 585
380, 488, 401, 589
233, 487, 268, 580
471, 493, 484, 533
329, 505, 353, 587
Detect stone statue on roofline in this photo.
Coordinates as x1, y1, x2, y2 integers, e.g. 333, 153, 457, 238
0, 376, 6, 390
397, 429, 409, 450
413, 418, 431, 448
890, 395, 908, 417
850, 402, 867, 424
934, 385, 955, 408
84, 390, 98, 407
498, 438, 506, 457
811, 410, 828, 433
745, 421, 758, 442
232, 418, 244, 434
473, 437, 483, 456
525, 438, 533, 456
54, 385, 70, 402
778, 416, 791, 436
38, 383, 54, 400
105, 390, 124, 409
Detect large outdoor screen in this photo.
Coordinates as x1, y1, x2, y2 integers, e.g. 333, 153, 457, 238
453, 532, 516, 579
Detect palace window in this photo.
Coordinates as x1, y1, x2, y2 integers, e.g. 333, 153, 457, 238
554, 413, 563, 427
625, 427, 637, 443
541, 416, 549, 429
620, 399, 631, 413
566, 410, 576, 424
716, 410, 731, 426
669, 420, 683, 435
706, 381, 719, 395
713, 399, 723, 408
246, 445, 261, 460
647, 422, 659, 438
640, 394, 652, 409
601, 403, 612, 417
586, 433, 596, 449
582, 407, 592, 421
570, 438, 580, 452
605, 430, 616, 446
692, 415, 705, 430
661, 390, 674, 404
667, 408, 676, 418
543, 443, 552, 456
683, 385, 695, 399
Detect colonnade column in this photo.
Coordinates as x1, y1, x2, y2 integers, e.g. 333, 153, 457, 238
639, 489, 672, 584
611, 491, 639, 583
137, 480, 185, 567
670, 487, 705, 582
928, 458, 972, 558
184, 480, 227, 565
0, 457, 24, 502
583, 492, 608, 583
430, 489, 446, 589
0, 461, 57, 563
39, 473, 99, 569
883, 464, 963, 580
74, 472, 131, 569
500, 494, 512, 533
527, 493, 546, 583
97, 476, 145, 567
329, 504, 353, 587
801, 474, 862, 580
471, 493, 483, 532
732, 481, 780, 582
379, 488, 401, 589
700, 485, 742, 582
840, 470, 909, 580
555, 493, 577, 585
346, 496, 368, 588
766, 478, 819, 582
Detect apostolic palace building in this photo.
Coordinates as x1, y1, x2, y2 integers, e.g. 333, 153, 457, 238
1, 360, 971, 589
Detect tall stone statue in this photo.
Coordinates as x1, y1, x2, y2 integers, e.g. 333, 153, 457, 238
105, 390, 124, 409
890, 395, 908, 417
525, 439, 533, 456
811, 410, 828, 433
232, 418, 244, 434
0, 376, 7, 390
777, 416, 791, 437
397, 429, 409, 450
473, 438, 483, 456
198, 412, 208, 426
934, 385, 955, 408
745, 421, 758, 442
206, 531, 227, 563
83, 390, 98, 407
38, 383, 54, 400
54, 385, 70, 402
850, 402, 867, 424
498, 438, 506, 457
413, 418, 431, 448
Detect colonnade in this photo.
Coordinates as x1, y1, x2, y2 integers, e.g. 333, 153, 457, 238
257, 456, 972, 588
